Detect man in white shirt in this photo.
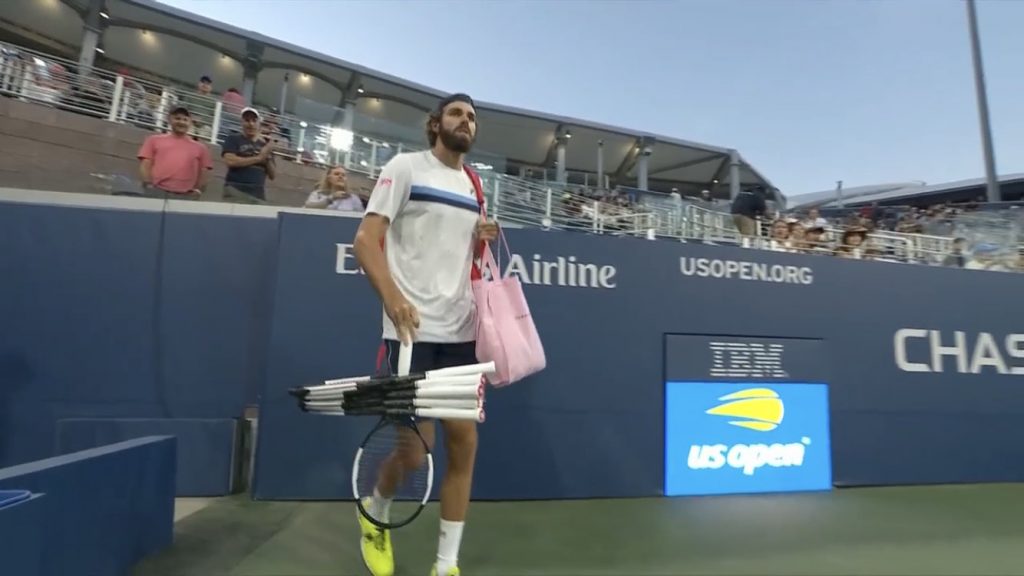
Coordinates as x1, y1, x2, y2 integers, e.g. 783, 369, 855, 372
353, 93, 497, 576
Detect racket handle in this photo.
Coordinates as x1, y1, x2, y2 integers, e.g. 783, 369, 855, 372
426, 361, 495, 378
406, 384, 483, 399
384, 398, 481, 410
398, 342, 413, 377
413, 407, 485, 422
420, 374, 482, 387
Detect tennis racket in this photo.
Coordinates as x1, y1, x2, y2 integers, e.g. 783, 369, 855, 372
291, 343, 493, 529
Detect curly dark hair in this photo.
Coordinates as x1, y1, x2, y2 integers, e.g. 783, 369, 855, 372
425, 110, 442, 147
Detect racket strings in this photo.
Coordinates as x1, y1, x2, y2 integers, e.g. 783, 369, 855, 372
355, 423, 431, 525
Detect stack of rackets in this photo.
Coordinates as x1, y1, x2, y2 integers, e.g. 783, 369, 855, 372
288, 360, 493, 423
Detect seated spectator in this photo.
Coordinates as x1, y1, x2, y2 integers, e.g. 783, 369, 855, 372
768, 219, 790, 252
787, 220, 808, 252
966, 243, 1010, 272
304, 165, 363, 212
136, 105, 212, 200
942, 237, 968, 268
834, 226, 868, 259
803, 224, 829, 253
220, 107, 275, 203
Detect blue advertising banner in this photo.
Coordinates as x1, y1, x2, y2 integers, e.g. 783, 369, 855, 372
664, 382, 832, 496
8, 195, 1024, 501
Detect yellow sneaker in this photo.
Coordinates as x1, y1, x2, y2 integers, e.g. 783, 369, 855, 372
429, 564, 460, 576
358, 499, 394, 576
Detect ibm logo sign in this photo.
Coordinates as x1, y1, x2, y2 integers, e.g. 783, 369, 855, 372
709, 341, 789, 379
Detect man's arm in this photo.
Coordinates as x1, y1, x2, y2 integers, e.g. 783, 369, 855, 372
221, 136, 271, 169
137, 137, 155, 185
265, 155, 276, 180
222, 152, 269, 169
195, 146, 213, 192
139, 159, 153, 185
353, 157, 417, 343
354, 214, 404, 307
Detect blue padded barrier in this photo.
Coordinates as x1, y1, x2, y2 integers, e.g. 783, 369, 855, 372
0, 436, 176, 576
0, 491, 47, 576
0, 202, 276, 469
56, 417, 239, 496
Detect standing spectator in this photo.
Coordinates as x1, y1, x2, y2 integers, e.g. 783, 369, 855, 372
219, 87, 247, 139
136, 105, 212, 200
220, 107, 275, 203
304, 165, 363, 211
802, 208, 828, 229
730, 188, 766, 247
179, 75, 215, 140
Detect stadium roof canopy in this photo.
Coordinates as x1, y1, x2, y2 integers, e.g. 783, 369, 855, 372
0, 0, 781, 202
788, 173, 1024, 210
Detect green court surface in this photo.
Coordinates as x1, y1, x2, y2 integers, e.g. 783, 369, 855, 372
134, 483, 1024, 575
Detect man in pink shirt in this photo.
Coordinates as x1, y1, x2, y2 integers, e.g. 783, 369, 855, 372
137, 106, 213, 199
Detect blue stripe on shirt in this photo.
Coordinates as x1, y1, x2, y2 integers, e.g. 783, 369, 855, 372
409, 185, 479, 212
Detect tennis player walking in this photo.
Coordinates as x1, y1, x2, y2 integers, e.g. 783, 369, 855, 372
353, 93, 497, 576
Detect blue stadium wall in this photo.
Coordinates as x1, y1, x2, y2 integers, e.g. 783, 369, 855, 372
2, 195, 1023, 501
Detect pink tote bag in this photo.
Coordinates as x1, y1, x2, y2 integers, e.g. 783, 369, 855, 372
464, 166, 546, 387
472, 234, 546, 387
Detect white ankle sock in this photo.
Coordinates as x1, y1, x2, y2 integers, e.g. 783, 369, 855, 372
372, 488, 392, 522
436, 519, 464, 574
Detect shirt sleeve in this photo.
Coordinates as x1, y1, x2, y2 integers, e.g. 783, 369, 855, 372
220, 134, 239, 157
364, 154, 411, 223
137, 136, 156, 160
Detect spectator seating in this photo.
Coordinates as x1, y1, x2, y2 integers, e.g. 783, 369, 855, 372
1, 39, 1020, 272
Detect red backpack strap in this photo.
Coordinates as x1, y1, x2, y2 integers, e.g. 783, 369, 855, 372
463, 164, 486, 216
463, 164, 487, 280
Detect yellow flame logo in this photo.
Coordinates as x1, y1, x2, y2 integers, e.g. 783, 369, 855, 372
705, 388, 784, 431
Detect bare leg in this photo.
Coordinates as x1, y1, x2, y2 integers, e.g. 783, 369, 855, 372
439, 419, 477, 519
435, 419, 478, 573
376, 420, 435, 499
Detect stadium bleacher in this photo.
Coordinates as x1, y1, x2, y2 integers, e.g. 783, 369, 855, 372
1, 38, 1021, 273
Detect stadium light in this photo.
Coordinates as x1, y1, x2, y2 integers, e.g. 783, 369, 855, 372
966, 0, 1000, 203
330, 128, 353, 152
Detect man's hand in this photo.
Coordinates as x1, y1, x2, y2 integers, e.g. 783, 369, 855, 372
475, 218, 499, 243
258, 140, 274, 160
384, 294, 419, 345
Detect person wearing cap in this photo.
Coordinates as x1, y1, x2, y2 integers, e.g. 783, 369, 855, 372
136, 105, 212, 199
220, 107, 275, 202
352, 93, 498, 576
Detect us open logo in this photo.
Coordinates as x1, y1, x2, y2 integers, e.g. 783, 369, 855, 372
687, 388, 810, 476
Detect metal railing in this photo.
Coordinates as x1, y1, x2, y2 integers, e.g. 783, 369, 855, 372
3, 40, 1022, 272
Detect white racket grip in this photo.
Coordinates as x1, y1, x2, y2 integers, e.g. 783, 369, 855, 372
415, 407, 485, 422
414, 384, 484, 399
426, 361, 495, 378
412, 397, 481, 409
419, 374, 482, 387
398, 342, 413, 377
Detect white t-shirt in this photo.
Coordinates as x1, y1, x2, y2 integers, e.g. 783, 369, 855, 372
364, 150, 481, 343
